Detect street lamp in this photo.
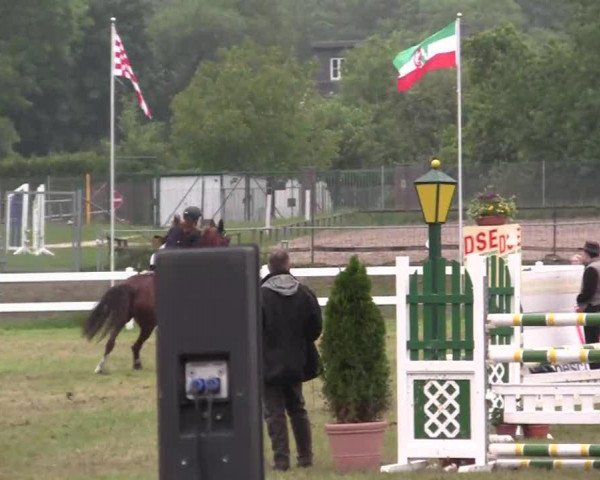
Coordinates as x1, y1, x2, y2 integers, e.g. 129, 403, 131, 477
414, 158, 457, 360
414, 158, 457, 260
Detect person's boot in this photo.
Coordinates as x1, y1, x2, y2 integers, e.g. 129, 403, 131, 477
266, 414, 290, 471
290, 413, 313, 467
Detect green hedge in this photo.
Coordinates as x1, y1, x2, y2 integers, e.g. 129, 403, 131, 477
0, 151, 106, 176
320, 255, 391, 423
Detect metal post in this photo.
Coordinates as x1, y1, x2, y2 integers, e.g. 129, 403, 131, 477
85, 173, 92, 225
381, 165, 385, 210
153, 175, 159, 227
244, 175, 251, 221
201, 177, 205, 218
74, 190, 83, 271
542, 159, 546, 208
310, 169, 317, 265
552, 208, 557, 257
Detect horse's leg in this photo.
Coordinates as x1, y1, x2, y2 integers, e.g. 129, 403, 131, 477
131, 317, 155, 370
95, 325, 123, 374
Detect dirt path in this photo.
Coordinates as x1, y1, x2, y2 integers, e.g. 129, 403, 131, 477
283, 219, 600, 266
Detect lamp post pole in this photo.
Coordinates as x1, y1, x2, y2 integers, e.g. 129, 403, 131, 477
414, 158, 457, 361
429, 221, 442, 360
428, 223, 442, 261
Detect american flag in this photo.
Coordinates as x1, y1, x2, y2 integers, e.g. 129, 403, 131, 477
113, 30, 152, 119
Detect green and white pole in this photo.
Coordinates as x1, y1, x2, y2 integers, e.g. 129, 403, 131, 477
489, 347, 600, 364
495, 459, 600, 470
491, 443, 600, 458
488, 312, 600, 327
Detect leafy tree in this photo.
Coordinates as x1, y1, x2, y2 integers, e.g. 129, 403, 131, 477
462, 24, 537, 164
70, 0, 156, 151
308, 0, 419, 41
0, 0, 90, 155
170, 39, 338, 172
234, 0, 293, 50
148, 0, 245, 116
516, 0, 570, 31
114, 100, 173, 173
336, 33, 457, 166
315, 100, 380, 169
561, 0, 600, 161
320, 255, 390, 423
417, 0, 524, 34
0, 117, 19, 158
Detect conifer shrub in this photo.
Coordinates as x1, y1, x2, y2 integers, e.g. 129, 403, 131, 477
320, 255, 391, 423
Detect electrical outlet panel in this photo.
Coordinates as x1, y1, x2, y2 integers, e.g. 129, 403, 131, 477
185, 360, 228, 400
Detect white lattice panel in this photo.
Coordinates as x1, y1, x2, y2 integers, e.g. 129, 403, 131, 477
423, 380, 461, 438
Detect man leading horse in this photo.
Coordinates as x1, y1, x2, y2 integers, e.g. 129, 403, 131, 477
83, 206, 229, 374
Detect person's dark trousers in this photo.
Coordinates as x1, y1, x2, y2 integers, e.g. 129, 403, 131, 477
584, 305, 600, 370
263, 383, 312, 470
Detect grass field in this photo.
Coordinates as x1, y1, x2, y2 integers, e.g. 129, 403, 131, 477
1, 316, 598, 480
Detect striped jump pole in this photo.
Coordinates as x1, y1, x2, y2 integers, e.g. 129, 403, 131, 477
487, 312, 600, 328
494, 459, 600, 470
555, 343, 600, 350
489, 347, 600, 364
490, 443, 600, 458
488, 435, 514, 444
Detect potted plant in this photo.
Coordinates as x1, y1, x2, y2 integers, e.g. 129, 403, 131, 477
320, 255, 391, 473
490, 405, 517, 437
467, 189, 517, 226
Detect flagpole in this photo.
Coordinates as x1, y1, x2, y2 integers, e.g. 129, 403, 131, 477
456, 12, 463, 268
110, 17, 116, 284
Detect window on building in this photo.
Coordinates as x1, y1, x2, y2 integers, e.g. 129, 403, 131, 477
330, 57, 344, 81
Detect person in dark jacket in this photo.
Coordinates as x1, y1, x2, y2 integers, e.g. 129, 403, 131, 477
576, 240, 600, 369
261, 249, 322, 471
164, 206, 203, 247
148, 206, 203, 269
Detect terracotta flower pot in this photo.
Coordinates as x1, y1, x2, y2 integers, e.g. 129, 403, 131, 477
494, 423, 517, 436
325, 421, 387, 473
475, 215, 507, 226
523, 424, 550, 439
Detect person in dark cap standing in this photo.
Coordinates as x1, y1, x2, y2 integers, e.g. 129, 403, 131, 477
576, 240, 600, 369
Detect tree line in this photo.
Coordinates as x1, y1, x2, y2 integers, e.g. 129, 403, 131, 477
0, 0, 597, 176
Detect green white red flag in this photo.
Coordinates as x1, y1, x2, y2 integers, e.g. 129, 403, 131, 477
393, 22, 457, 91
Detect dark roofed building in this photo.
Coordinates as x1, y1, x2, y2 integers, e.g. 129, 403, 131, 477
311, 40, 358, 95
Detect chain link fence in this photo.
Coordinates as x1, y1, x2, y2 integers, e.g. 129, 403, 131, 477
0, 161, 599, 270
1, 161, 598, 227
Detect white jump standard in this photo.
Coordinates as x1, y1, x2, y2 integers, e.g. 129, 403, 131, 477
382, 253, 600, 472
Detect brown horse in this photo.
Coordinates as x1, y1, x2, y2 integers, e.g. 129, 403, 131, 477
83, 223, 230, 374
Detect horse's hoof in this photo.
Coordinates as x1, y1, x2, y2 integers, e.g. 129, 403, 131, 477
133, 362, 142, 370
95, 366, 107, 374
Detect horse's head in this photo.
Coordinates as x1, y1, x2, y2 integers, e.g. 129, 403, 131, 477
200, 220, 230, 247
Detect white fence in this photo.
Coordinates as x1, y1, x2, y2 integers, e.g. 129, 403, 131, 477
0, 262, 582, 314
0, 266, 400, 313
0, 269, 137, 313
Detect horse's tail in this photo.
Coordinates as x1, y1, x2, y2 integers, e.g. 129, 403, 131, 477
217, 218, 225, 235
83, 284, 135, 341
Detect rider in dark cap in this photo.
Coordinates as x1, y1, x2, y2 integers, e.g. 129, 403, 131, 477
149, 206, 203, 269
164, 206, 203, 248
